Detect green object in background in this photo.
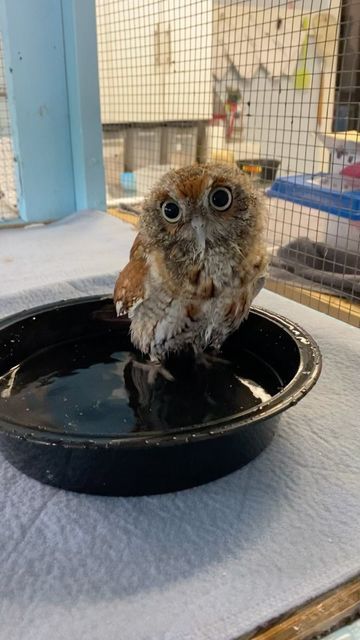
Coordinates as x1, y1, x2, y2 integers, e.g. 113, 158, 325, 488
294, 17, 311, 90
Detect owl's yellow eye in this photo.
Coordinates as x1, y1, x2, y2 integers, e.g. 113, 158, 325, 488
209, 187, 233, 211
161, 200, 181, 223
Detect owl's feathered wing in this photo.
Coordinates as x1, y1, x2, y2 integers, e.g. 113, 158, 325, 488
114, 234, 148, 318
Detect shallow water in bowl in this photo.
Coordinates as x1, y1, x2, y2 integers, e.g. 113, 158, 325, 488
0, 335, 282, 437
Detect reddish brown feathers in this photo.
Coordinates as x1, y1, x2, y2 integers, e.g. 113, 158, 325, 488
114, 234, 148, 315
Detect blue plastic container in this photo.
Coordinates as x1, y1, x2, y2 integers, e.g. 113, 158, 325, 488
120, 172, 136, 193
267, 173, 360, 221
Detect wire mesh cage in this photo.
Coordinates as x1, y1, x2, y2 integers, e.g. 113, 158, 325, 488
0, 33, 17, 223
0, 1, 358, 324
95, 0, 360, 326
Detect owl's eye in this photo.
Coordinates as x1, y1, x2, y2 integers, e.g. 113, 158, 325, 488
161, 200, 181, 223
209, 187, 233, 211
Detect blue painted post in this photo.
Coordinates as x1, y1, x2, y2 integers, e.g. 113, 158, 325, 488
0, 0, 105, 222
61, 0, 105, 212
0, 0, 75, 222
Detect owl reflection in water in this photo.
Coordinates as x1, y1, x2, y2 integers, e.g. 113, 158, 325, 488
114, 163, 267, 380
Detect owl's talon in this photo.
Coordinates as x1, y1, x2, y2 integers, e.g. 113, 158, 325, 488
130, 358, 175, 384
148, 363, 175, 384
195, 352, 231, 369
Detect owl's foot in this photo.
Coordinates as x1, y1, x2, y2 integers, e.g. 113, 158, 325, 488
130, 357, 175, 384
195, 351, 231, 369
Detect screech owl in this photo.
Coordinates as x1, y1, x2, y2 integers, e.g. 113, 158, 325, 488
114, 163, 268, 379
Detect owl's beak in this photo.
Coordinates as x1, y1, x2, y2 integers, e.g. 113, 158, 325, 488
191, 216, 206, 252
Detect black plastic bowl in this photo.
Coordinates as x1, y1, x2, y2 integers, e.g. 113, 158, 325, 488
0, 296, 321, 496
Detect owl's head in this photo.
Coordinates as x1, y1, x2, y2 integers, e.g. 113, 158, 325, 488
140, 163, 265, 261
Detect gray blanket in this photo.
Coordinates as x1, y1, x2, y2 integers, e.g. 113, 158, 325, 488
271, 237, 360, 301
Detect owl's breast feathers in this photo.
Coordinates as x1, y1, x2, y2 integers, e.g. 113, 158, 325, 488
114, 232, 266, 315
114, 234, 148, 318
